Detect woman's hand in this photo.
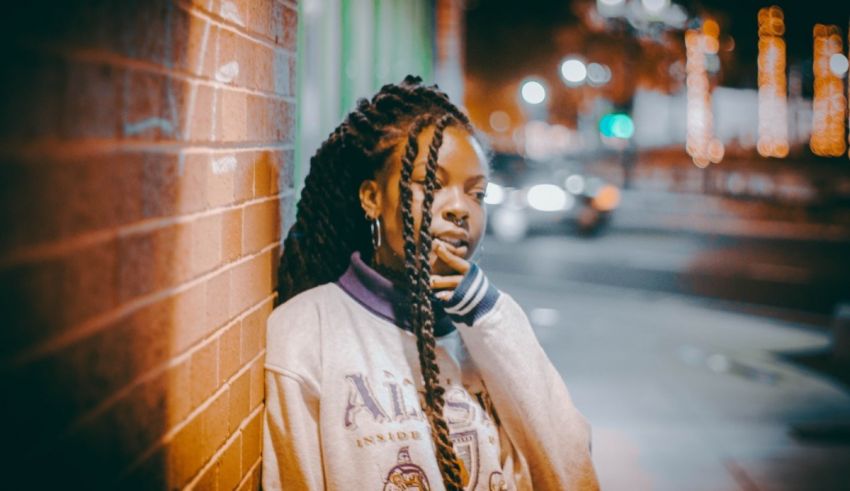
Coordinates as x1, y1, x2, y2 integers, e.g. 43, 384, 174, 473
430, 241, 471, 302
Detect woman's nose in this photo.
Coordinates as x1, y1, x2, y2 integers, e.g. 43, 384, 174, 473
439, 187, 469, 226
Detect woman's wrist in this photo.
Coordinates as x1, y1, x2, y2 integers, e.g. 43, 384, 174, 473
439, 263, 500, 326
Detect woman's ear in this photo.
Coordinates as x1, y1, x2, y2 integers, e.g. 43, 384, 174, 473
359, 179, 381, 218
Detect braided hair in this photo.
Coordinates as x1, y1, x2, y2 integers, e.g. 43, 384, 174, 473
277, 75, 477, 490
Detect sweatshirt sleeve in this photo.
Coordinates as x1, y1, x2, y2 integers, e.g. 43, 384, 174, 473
262, 368, 324, 490
440, 264, 600, 490
263, 294, 325, 491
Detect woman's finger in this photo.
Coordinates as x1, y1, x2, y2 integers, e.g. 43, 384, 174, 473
434, 242, 471, 274
430, 274, 464, 289
435, 290, 453, 302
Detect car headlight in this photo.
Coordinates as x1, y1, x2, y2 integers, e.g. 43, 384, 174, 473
484, 182, 505, 205
564, 174, 585, 195
526, 184, 573, 211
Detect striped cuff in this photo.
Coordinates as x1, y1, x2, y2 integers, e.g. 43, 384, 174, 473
441, 263, 500, 326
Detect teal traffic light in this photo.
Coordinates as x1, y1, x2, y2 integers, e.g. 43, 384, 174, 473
599, 113, 634, 139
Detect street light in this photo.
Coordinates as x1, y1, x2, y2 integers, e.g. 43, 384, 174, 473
520, 79, 547, 105
560, 58, 587, 86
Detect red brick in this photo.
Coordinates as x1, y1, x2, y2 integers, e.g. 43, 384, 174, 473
229, 251, 272, 318
122, 69, 175, 141
151, 221, 195, 287
120, 0, 171, 66
117, 229, 157, 302
208, 152, 236, 207
62, 61, 123, 139
248, 356, 264, 411
167, 358, 193, 428
192, 213, 223, 276
203, 389, 231, 456
241, 298, 272, 363
172, 8, 218, 79
228, 368, 251, 428
282, 3, 297, 49
236, 464, 260, 491
177, 153, 210, 213
21, 294, 173, 431
171, 282, 209, 355
190, 337, 220, 408
234, 154, 254, 203
253, 151, 273, 197
60, 238, 119, 328
1, 154, 147, 255
219, 321, 241, 383
216, 28, 245, 86
207, 268, 232, 330
217, 89, 248, 142
68, 369, 170, 478
219, 434, 243, 491
221, 208, 243, 262
168, 412, 205, 488
186, 84, 217, 142
242, 200, 278, 255
251, 43, 276, 94
240, 409, 263, 473
194, 461, 218, 491
141, 152, 187, 219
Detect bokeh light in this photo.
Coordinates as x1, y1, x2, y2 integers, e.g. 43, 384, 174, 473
757, 6, 789, 158
560, 58, 588, 86
810, 24, 846, 157
520, 79, 547, 104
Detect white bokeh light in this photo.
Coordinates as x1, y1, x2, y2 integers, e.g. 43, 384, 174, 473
560, 58, 587, 85
830, 53, 849, 76
587, 63, 611, 86
520, 80, 547, 104
526, 184, 570, 212
484, 182, 505, 205
641, 0, 669, 14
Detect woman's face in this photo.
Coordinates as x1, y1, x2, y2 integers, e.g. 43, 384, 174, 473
360, 124, 489, 276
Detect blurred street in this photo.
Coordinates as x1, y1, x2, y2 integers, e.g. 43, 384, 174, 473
480, 232, 850, 491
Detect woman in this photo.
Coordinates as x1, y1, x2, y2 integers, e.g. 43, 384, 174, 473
263, 75, 599, 490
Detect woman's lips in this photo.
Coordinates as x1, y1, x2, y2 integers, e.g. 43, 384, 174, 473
433, 237, 468, 256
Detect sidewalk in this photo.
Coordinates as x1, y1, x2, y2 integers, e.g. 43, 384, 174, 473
490, 270, 850, 491
610, 189, 850, 242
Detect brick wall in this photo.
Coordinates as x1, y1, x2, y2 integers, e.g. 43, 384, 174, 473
0, 1, 296, 489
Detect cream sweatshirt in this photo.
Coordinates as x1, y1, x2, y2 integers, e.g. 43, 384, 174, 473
263, 252, 599, 490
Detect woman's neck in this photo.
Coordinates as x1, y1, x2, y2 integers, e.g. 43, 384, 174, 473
368, 254, 408, 286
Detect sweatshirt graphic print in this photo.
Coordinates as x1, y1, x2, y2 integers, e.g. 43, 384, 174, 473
263, 253, 599, 490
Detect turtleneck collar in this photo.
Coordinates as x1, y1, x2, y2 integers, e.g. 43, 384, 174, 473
335, 251, 456, 337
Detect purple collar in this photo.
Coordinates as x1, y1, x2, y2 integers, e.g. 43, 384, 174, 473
336, 251, 456, 337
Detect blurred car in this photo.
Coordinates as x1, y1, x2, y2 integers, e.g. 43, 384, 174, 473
484, 153, 620, 242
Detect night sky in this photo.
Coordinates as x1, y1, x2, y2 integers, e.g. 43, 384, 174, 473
466, 0, 850, 89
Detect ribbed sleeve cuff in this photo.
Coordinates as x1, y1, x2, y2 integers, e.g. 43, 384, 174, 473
441, 263, 500, 326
